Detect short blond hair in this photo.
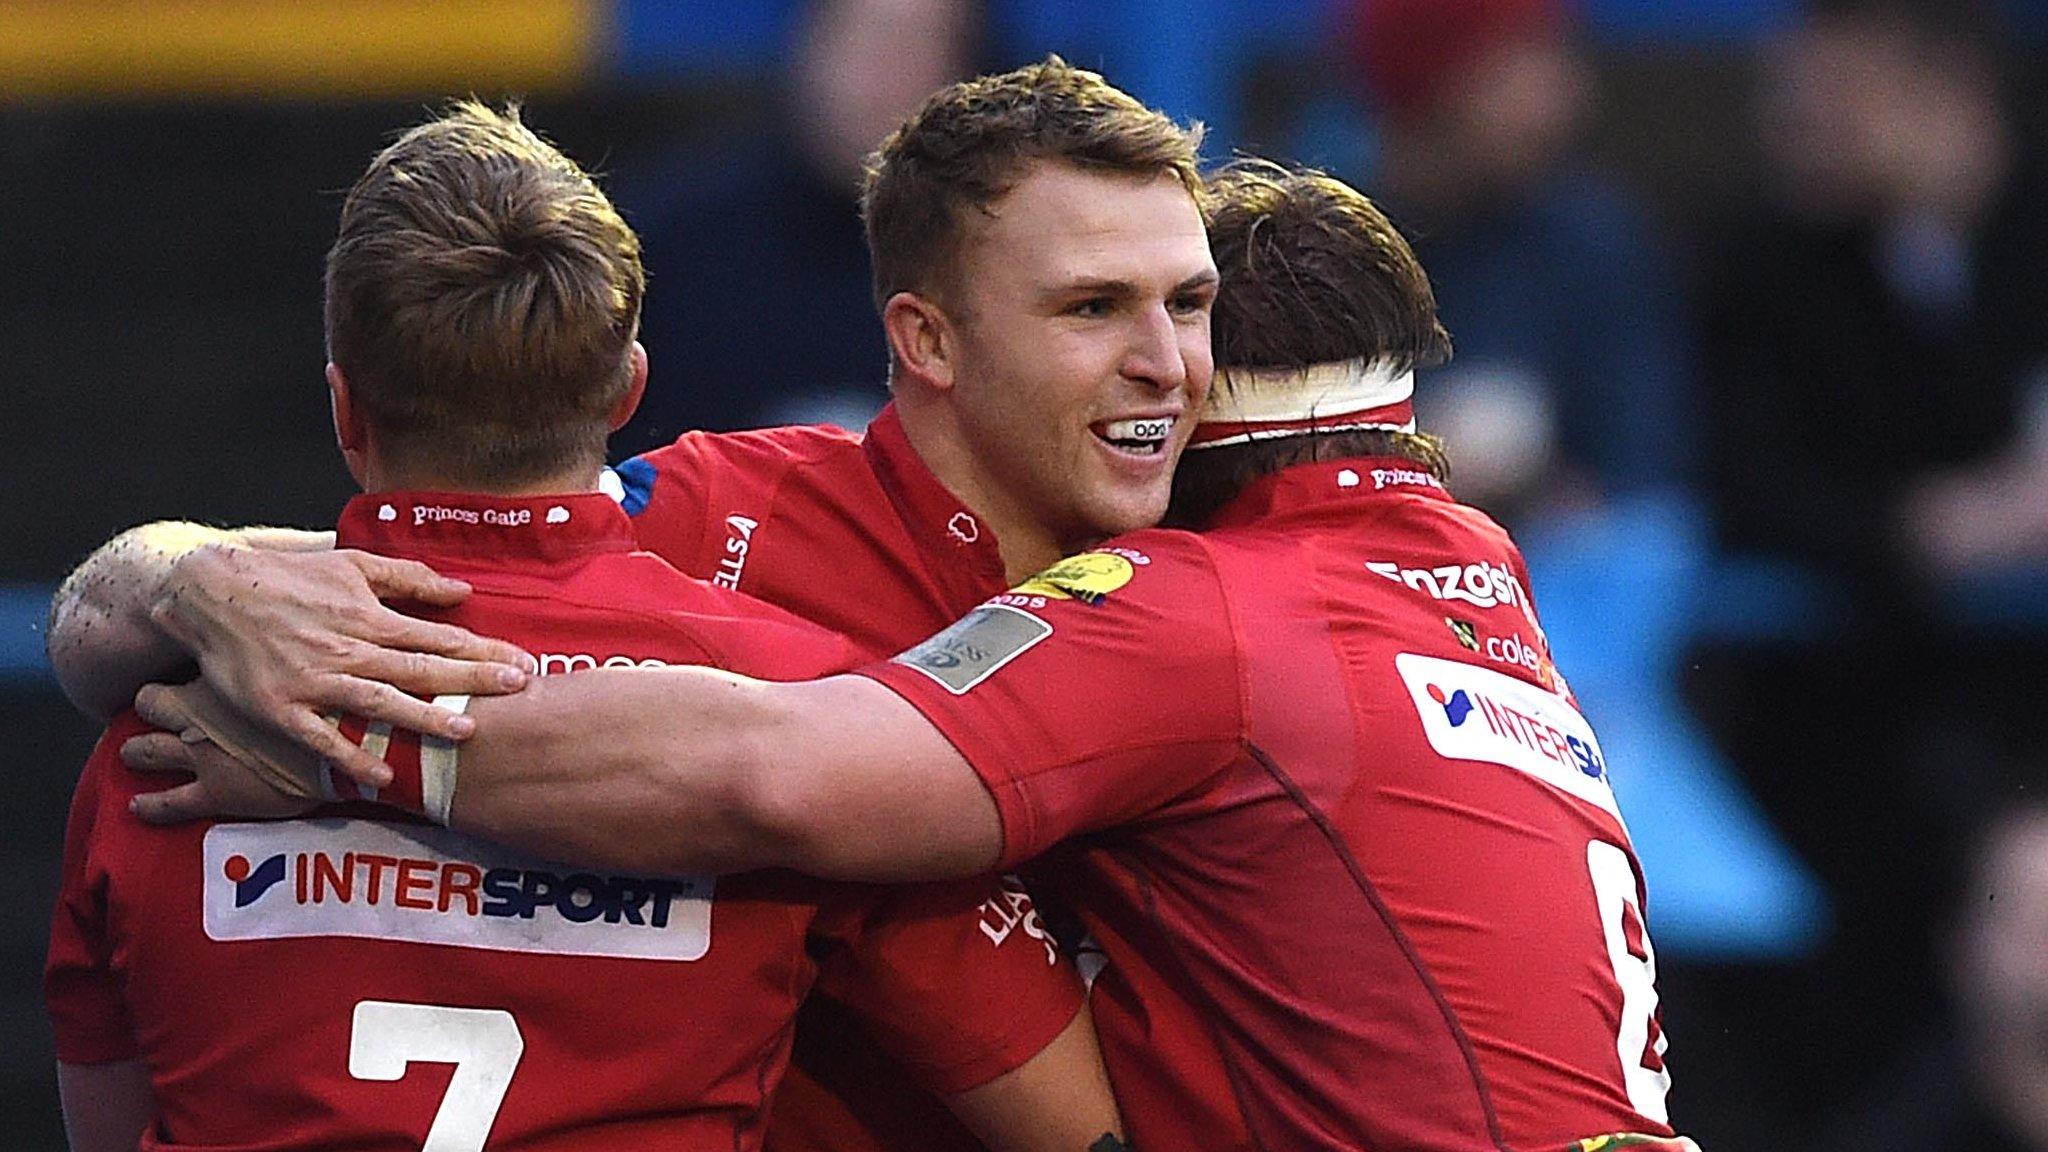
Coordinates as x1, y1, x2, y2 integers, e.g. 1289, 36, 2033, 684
324, 101, 644, 485
860, 56, 1204, 313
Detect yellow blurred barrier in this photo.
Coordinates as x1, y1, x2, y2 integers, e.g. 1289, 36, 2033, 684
0, 0, 598, 98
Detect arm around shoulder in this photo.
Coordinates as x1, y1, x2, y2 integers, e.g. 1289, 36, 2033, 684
450, 668, 1003, 882
47, 521, 322, 721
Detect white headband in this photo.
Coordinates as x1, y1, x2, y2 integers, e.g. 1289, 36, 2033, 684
1189, 357, 1416, 450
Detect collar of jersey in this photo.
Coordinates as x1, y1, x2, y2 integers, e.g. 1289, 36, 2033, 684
336, 491, 639, 564
1206, 456, 1457, 530
860, 403, 1009, 593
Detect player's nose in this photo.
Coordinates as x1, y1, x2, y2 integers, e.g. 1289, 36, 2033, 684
1121, 302, 1188, 393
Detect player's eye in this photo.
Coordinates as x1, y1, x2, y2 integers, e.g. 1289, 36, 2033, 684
1066, 297, 1114, 318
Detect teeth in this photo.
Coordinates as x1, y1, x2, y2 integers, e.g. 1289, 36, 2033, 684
1101, 417, 1174, 442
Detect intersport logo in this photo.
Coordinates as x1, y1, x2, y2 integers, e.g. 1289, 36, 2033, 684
1395, 653, 1622, 825
203, 820, 714, 961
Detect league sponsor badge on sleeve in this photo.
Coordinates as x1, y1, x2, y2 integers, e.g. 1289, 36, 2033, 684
892, 604, 1052, 695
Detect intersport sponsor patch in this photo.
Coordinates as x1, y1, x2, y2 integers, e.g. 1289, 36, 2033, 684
203, 819, 713, 961
1394, 652, 1620, 823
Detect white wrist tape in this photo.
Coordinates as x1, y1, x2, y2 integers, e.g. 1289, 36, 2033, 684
421, 694, 469, 826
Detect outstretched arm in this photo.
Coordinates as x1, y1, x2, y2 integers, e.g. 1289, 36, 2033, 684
48, 520, 533, 777
129, 665, 1003, 883
448, 667, 1003, 881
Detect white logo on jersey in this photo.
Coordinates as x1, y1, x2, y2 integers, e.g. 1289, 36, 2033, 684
1369, 466, 1442, 491
533, 652, 674, 676
204, 820, 714, 961
1486, 631, 1542, 674
1367, 559, 1528, 612
1395, 653, 1622, 825
712, 514, 758, 589
412, 505, 531, 529
978, 875, 1058, 966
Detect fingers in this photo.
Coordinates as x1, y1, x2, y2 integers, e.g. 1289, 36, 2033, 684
281, 709, 394, 788
328, 675, 477, 742
133, 682, 199, 735
348, 552, 473, 608
131, 781, 217, 826
355, 615, 533, 693
120, 731, 203, 776
128, 701, 399, 799
141, 545, 522, 777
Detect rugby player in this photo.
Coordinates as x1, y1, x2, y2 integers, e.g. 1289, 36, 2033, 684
125, 163, 1696, 1150
45, 102, 1120, 1152
48, 58, 1211, 1152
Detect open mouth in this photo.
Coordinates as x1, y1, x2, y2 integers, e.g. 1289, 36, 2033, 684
1093, 416, 1176, 456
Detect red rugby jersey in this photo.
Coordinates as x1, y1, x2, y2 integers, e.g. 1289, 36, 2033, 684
617, 405, 1128, 1152
45, 491, 1083, 1152
613, 404, 1009, 652
863, 458, 1677, 1152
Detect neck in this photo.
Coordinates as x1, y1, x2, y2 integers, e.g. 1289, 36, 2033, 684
1170, 431, 1447, 529
895, 394, 1069, 583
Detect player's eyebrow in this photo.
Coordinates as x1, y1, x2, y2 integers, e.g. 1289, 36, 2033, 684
1044, 276, 1140, 303
1044, 268, 1220, 304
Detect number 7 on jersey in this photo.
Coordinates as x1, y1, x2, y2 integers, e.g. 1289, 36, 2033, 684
351, 1000, 525, 1152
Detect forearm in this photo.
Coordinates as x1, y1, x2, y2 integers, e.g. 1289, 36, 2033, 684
47, 522, 331, 720
449, 668, 1002, 882
124, 659, 1001, 879
450, 666, 801, 875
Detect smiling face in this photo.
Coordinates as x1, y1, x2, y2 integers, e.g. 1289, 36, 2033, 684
925, 161, 1216, 568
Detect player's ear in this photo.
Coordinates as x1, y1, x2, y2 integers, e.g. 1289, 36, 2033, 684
881, 291, 956, 393
608, 341, 649, 431
326, 363, 371, 488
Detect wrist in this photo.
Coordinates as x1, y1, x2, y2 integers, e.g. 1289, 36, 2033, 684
333, 696, 467, 825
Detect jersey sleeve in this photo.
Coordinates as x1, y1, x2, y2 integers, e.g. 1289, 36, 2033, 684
810, 874, 1084, 1094
45, 717, 146, 1065
858, 534, 1245, 867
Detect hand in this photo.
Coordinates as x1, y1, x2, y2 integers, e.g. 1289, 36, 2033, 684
150, 545, 533, 784
124, 681, 328, 824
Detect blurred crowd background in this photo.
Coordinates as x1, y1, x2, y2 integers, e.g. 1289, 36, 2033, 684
4, 0, 2047, 1146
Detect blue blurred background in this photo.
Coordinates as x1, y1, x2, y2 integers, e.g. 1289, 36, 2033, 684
6, 0, 2048, 1146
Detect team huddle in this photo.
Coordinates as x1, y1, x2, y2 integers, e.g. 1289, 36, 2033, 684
45, 59, 1689, 1152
